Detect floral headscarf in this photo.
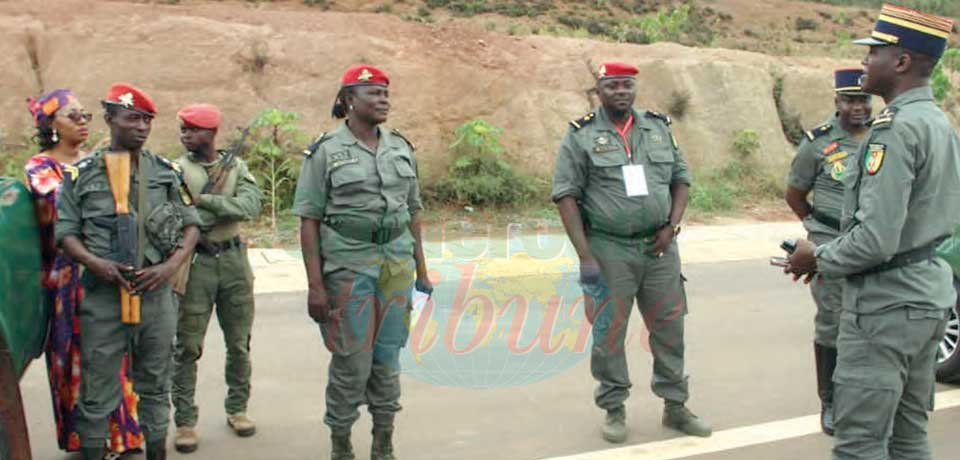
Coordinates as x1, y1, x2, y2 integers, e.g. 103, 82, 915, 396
26, 89, 77, 126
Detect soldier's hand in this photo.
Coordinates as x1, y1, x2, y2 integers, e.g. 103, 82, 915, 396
785, 239, 818, 277
579, 256, 602, 285
415, 276, 434, 296
645, 226, 674, 258
133, 261, 178, 293
308, 285, 331, 323
87, 257, 133, 290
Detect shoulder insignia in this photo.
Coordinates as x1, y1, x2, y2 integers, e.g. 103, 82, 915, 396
645, 110, 672, 125
865, 143, 886, 175
391, 128, 416, 151
805, 123, 832, 142
156, 155, 182, 174
570, 112, 595, 130
870, 106, 899, 129
63, 164, 80, 182
303, 132, 330, 157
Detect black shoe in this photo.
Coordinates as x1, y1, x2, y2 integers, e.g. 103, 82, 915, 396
332, 432, 356, 460
371, 427, 397, 460
80, 447, 105, 460
146, 441, 167, 460
814, 344, 837, 436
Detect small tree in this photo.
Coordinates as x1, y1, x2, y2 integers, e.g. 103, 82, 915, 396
244, 108, 306, 238
430, 119, 539, 206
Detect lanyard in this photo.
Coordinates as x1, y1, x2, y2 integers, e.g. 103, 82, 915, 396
614, 114, 635, 161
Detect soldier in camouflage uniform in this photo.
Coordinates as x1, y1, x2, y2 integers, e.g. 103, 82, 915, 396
784, 68, 872, 436
56, 83, 201, 460
787, 6, 960, 459
171, 104, 263, 453
552, 62, 711, 444
293, 65, 431, 460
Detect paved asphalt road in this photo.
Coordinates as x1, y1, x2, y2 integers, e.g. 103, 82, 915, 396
18, 258, 960, 459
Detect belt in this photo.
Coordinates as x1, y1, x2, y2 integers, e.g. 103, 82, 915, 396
852, 238, 945, 277
587, 225, 659, 241
196, 236, 242, 255
810, 209, 840, 231
326, 219, 406, 244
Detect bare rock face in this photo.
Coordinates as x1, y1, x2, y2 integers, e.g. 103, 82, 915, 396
1, 0, 883, 181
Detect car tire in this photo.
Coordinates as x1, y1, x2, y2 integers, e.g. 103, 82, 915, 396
935, 277, 960, 383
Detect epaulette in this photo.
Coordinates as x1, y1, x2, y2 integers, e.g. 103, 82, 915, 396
156, 155, 181, 173
645, 110, 672, 125
303, 132, 330, 157
869, 106, 898, 129
569, 112, 595, 130
391, 128, 416, 151
66, 156, 95, 182
804, 123, 832, 142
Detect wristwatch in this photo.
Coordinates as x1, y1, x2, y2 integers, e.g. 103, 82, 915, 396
672, 224, 682, 237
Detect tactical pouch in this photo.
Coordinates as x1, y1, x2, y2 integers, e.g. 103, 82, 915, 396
144, 201, 184, 264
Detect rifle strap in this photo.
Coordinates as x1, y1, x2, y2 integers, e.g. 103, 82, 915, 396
136, 152, 148, 267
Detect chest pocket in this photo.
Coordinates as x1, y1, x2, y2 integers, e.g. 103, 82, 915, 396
78, 179, 117, 218
328, 155, 368, 207
395, 155, 416, 179
645, 147, 675, 185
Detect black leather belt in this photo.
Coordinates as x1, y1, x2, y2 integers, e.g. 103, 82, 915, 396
811, 209, 841, 231
196, 236, 242, 255
852, 239, 945, 277
587, 225, 658, 241
326, 220, 405, 244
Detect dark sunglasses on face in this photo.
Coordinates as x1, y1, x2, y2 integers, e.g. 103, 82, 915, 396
64, 111, 93, 124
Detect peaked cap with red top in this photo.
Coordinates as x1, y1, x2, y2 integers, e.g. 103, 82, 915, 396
597, 62, 639, 80
102, 82, 157, 115
341, 65, 390, 87
177, 103, 222, 129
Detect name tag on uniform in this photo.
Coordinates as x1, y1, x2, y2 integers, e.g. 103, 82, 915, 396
622, 165, 648, 197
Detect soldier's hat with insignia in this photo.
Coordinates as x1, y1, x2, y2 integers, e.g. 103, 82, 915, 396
102, 82, 157, 115
853, 3, 954, 59
834, 69, 868, 95
341, 64, 390, 88
597, 62, 639, 81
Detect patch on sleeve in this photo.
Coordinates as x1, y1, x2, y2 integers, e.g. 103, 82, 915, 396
865, 143, 886, 175
63, 164, 80, 182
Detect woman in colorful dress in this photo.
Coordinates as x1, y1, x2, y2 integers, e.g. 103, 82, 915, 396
24, 89, 144, 458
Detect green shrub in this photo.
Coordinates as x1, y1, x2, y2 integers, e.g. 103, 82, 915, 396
932, 49, 960, 103
794, 17, 820, 31
772, 74, 805, 145
731, 129, 761, 158
667, 90, 691, 119
428, 119, 539, 206
245, 108, 307, 238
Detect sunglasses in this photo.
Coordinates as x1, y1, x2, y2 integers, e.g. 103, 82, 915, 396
64, 111, 93, 124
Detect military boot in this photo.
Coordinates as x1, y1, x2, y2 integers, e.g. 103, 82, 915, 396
663, 401, 712, 437
174, 426, 199, 453
80, 447, 105, 460
601, 406, 627, 443
331, 432, 356, 460
815, 343, 838, 436
371, 427, 397, 460
146, 440, 167, 460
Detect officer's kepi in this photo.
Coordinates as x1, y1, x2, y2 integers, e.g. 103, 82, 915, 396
852, 3, 954, 59
834, 69, 867, 95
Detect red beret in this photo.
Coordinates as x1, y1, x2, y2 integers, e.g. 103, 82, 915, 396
341, 65, 389, 87
177, 103, 222, 129
598, 62, 639, 80
103, 82, 157, 115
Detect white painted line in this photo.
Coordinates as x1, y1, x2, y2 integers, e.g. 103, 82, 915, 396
542, 389, 960, 460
